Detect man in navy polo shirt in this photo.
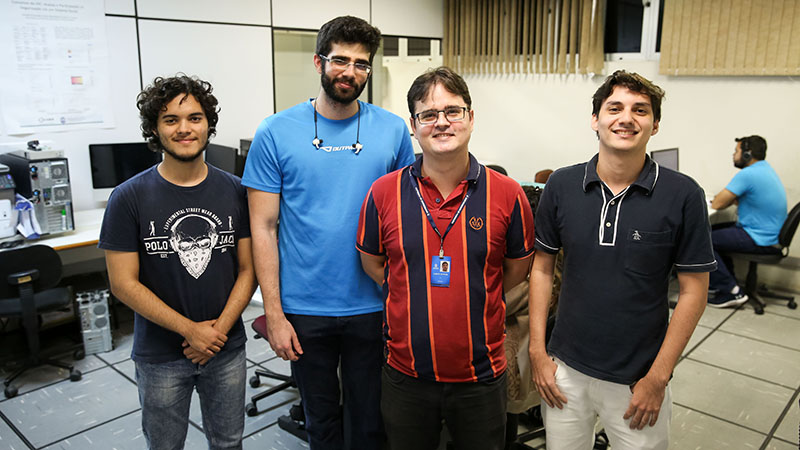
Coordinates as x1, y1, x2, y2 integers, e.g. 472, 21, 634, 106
358, 66, 534, 450
708, 135, 787, 308
528, 70, 716, 450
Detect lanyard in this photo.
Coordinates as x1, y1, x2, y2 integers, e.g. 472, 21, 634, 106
408, 167, 479, 258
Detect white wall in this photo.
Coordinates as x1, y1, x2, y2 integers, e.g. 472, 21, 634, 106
0, 0, 443, 212
4, 2, 796, 291
137, 0, 270, 25
372, 0, 444, 38
272, 0, 369, 29
0, 15, 142, 212
464, 59, 800, 291
137, 19, 273, 152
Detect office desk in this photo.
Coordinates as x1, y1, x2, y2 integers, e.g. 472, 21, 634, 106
47, 208, 106, 277
1, 208, 106, 277
707, 197, 737, 226
41, 208, 105, 251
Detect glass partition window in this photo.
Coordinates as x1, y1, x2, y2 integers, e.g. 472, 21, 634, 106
272, 29, 441, 129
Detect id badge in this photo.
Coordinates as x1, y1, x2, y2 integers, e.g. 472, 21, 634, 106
431, 256, 451, 287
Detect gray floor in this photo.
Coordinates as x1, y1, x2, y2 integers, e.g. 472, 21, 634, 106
0, 303, 307, 450
1, 289, 799, 450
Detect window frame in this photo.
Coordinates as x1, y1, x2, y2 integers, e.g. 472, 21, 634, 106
605, 0, 662, 61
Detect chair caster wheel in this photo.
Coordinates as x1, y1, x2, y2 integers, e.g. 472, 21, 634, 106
246, 402, 258, 417
289, 404, 305, 421
249, 375, 260, 388
69, 369, 82, 381
74, 349, 85, 360
788, 301, 797, 310
4, 385, 18, 398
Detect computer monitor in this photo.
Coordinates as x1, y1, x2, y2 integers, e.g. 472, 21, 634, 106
205, 143, 245, 177
89, 142, 161, 202
650, 148, 679, 171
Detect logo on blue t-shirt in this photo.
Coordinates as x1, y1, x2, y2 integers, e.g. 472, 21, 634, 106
316, 145, 355, 153
143, 208, 236, 279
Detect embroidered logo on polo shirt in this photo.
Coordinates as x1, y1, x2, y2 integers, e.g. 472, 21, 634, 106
469, 216, 484, 231
632, 230, 642, 241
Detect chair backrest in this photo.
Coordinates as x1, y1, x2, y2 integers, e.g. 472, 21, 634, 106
0, 245, 63, 299
778, 201, 800, 250
486, 164, 508, 176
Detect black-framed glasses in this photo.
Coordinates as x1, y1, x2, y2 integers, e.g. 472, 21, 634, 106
318, 54, 372, 74
414, 106, 469, 125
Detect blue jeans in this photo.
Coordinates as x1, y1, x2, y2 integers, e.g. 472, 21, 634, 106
135, 346, 246, 450
381, 365, 507, 450
710, 224, 780, 292
287, 312, 383, 450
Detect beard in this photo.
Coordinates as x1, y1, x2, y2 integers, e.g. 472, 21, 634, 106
160, 137, 208, 162
733, 157, 746, 169
321, 71, 367, 104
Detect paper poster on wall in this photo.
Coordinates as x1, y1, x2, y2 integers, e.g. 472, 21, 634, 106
0, 0, 114, 134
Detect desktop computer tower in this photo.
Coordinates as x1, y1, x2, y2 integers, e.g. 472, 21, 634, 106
0, 149, 74, 236
76, 289, 113, 355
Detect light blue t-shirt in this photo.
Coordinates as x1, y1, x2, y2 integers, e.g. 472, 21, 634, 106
242, 100, 415, 316
726, 160, 787, 246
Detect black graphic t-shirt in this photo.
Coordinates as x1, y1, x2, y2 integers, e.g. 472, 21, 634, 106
99, 164, 250, 363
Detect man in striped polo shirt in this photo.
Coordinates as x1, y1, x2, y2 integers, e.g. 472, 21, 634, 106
357, 66, 535, 450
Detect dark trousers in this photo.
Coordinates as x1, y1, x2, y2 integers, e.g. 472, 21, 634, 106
381, 364, 507, 450
709, 224, 780, 292
287, 312, 384, 450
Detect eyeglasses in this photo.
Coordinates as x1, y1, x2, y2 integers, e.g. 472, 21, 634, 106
414, 106, 469, 125
318, 54, 372, 74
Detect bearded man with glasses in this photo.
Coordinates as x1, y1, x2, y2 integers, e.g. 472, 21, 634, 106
242, 15, 414, 450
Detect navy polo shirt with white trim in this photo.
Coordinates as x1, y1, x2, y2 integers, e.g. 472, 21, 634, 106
535, 154, 716, 385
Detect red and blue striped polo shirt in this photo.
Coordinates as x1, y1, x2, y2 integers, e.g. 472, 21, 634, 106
357, 154, 534, 382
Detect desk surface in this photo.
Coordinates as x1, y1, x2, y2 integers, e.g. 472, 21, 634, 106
707, 196, 737, 225
1, 208, 105, 251
42, 208, 104, 251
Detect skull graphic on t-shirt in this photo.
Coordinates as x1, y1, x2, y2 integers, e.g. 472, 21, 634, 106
169, 214, 219, 279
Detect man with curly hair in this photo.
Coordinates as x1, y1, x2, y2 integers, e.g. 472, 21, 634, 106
99, 75, 256, 450
243, 15, 414, 450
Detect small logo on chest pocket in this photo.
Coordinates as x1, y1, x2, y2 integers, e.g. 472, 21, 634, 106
469, 217, 484, 231
632, 230, 642, 241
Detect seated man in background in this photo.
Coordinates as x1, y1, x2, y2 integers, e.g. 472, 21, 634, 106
708, 135, 787, 308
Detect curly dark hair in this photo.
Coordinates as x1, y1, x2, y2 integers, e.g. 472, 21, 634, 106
407, 66, 472, 117
592, 70, 665, 122
316, 16, 382, 63
136, 75, 219, 152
